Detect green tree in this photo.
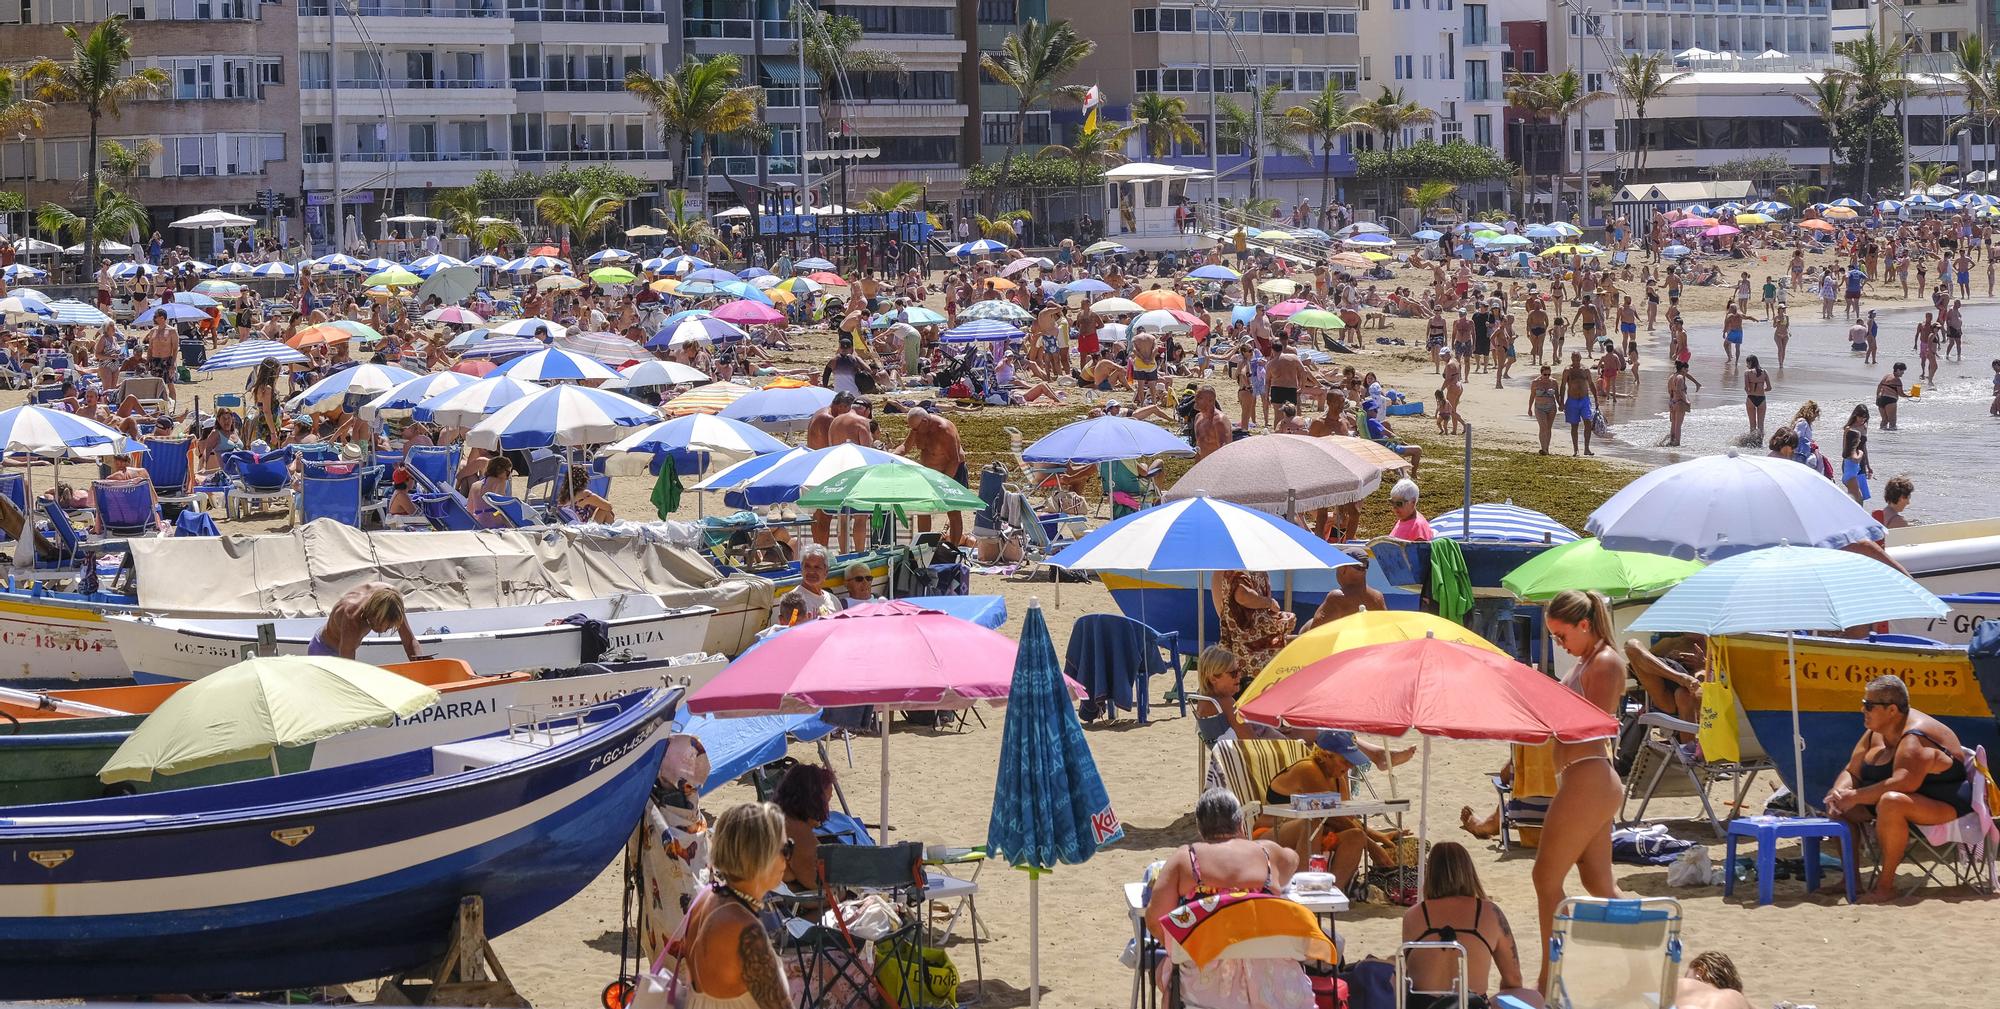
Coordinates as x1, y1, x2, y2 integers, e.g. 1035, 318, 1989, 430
24, 16, 168, 268
796, 5, 906, 121
1354, 87, 1438, 208
1281, 81, 1367, 218
1353, 141, 1515, 183
1535, 69, 1608, 217
1608, 53, 1686, 176
1829, 31, 1911, 199
1794, 75, 1852, 190
625, 53, 763, 203
1131, 93, 1199, 159
652, 189, 722, 251
38, 182, 146, 247
1217, 83, 1305, 202
0, 68, 47, 136
973, 210, 1033, 240
435, 187, 522, 251
1404, 179, 1459, 218
1910, 162, 1950, 192
99, 138, 160, 184
534, 185, 624, 248
1775, 183, 1823, 213
978, 18, 1095, 190
861, 180, 924, 211
1040, 120, 1133, 232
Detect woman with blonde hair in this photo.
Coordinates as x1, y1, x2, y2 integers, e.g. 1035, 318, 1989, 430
308, 581, 428, 662
1531, 589, 1625, 990
1190, 645, 1253, 746
1401, 842, 1541, 1008
676, 802, 791, 1008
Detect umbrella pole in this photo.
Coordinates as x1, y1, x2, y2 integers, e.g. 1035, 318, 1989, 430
878, 703, 891, 844
1788, 631, 1806, 817
1417, 736, 1431, 897
1028, 871, 1041, 1009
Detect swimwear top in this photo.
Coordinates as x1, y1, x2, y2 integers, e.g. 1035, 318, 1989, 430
1415, 899, 1497, 956
1187, 841, 1275, 897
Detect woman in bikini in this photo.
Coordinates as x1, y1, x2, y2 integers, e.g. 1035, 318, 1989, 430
1532, 590, 1626, 991
1825, 674, 1976, 902
1402, 843, 1541, 1009
1528, 365, 1560, 455
1742, 354, 1772, 441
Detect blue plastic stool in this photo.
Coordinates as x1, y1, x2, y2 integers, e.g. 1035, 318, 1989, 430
1724, 816, 1857, 905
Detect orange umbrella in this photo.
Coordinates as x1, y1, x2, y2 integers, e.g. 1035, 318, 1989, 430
1799, 219, 1836, 231
1133, 289, 1187, 311
529, 245, 560, 257
289, 323, 353, 348
984, 277, 1018, 291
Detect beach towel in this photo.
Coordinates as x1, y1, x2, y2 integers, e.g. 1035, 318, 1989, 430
1426, 535, 1471, 624
650, 453, 681, 520
1064, 613, 1166, 720
173, 509, 220, 537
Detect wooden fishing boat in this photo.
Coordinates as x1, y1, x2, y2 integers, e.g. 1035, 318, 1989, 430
0, 688, 680, 998
1886, 517, 2000, 596
1885, 592, 2000, 646
1715, 632, 1999, 805
107, 594, 715, 683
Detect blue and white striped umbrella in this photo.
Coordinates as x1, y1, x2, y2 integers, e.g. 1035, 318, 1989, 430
958, 300, 1034, 323
674, 280, 722, 298
107, 262, 157, 279
684, 267, 739, 284
1966, 193, 2000, 207
200, 339, 308, 371
447, 327, 491, 351
1749, 200, 1788, 214
1936, 197, 1966, 211
694, 446, 803, 494
1874, 199, 1905, 213
948, 239, 1008, 256
648, 315, 748, 349
1343, 232, 1394, 246
500, 255, 570, 274
1047, 496, 1358, 574
657, 255, 711, 276
1431, 503, 1579, 544
465, 254, 510, 268
639, 257, 673, 274
412, 375, 543, 426
212, 261, 254, 277
1586, 450, 1882, 561
1187, 264, 1241, 281
289, 363, 422, 413
457, 336, 547, 359
248, 261, 296, 277
465, 383, 657, 450
1904, 193, 1938, 207
44, 299, 111, 326
0, 404, 131, 458
311, 253, 368, 273
2, 263, 46, 282
405, 254, 464, 275
358, 371, 475, 422
1830, 197, 1864, 208
702, 444, 918, 506
491, 346, 622, 383
620, 359, 709, 388
1023, 416, 1194, 464
488, 317, 567, 341
1060, 278, 1113, 297
585, 248, 634, 264
0, 296, 53, 317
737, 267, 773, 280
717, 384, 835, 429
942, 318, 1024, 343
358, 257, 396, 272
1628, 543, 1947, 814
792, 257, 835, 271
601, 413, 786, 462
133, 302, 209, 325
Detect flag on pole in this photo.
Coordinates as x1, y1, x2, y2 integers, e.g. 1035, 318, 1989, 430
1082, 84, 1104, 133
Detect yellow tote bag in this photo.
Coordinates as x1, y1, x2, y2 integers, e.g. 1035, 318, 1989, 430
1696, 637, 1743, 763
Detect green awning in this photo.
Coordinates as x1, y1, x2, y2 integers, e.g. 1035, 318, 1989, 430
762, 59, 821, 86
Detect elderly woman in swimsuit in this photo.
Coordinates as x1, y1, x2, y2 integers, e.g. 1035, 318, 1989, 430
1532, 590, 1626, 991
1824, 674, 1976, 902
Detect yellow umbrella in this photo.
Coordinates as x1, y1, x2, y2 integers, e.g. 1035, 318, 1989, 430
363, 266, 424, 287
1258, 278, 1299, 296
1360, 251, 1393, 262
1239, 611, 1505, 705
1734, 213, 1775, 225
1822, 205, 1858, 219
651, 277, 682, 294
1257, 229, 1296, 242
763, 287, 797, 306
98, 656, 439, 783
663, 380, 757, 416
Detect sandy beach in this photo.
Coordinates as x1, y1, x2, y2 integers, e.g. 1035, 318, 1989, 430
6, 237, 1991, 1008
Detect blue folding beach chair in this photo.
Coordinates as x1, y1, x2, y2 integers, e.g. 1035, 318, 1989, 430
406, 445, 459, 492
142, 437, 198, 512
300, 472, 364, 527
91, 480, 162, 537
222, 447, 296, 521
414, 491, 482, 531
35, 500, 94, 580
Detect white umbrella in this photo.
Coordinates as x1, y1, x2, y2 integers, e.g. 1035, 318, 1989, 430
601, 414, 787, 468
385, 213, 441, 224
287, 364, 423, 414
412, 375, 544, 426
1585, 451, 1882, 561
1089, 297, 1144, 315
1629, 545, 1948, 814
1131, 308, 1192, 333
170, 209, 257, 229
620, 360, 710, 388
358, 371, 476, 422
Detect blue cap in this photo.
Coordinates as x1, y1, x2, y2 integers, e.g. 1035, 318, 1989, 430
1314, 730, 1370, 770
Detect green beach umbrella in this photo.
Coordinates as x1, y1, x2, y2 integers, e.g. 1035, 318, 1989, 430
98, 656, 439, 783
328, 319, 386, 343
796, 462, 984, 514
1501, 537, 1705, 602
363, 266, 424, 287
1289, 308, 1346, 330
590, 266, 638, 285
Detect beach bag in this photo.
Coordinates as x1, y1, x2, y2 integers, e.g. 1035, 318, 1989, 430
1696, 641, 1744, 763
631, 892, 701, 1009
874, 939, 958, 1008
823, 894, 904, 941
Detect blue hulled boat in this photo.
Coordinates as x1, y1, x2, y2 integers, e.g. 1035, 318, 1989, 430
0, 687, 679, 998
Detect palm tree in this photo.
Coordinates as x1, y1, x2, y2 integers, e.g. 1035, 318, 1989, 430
1281, 81, 1367, 218
1217, 83, 1305, 201
625, 54, 764, 203
652, 189, 723, 251
861, 180, 923, 212
1039, 120, 1133, 233
1949, 36, 2000, 177
534, 185, 624, 249
973, 210, 1033, 240
1608, 53, 1685, 176
0, 68, 47, 233
1829, 32, 1911, 198
1539, 69, 1609, 218
1794, 75, 1852, 191
435, 187, 522, 251
979, 18, 1095, 189
1404, 180, 1459, 219
1130, 94, 1200, 159
1775, 183, 1823, 214
38, 182, 146, 248
24, 16, 168, 268
1910, 162, 1950, 193
1506, 72, 1560, 219
1354, 87, 1437, 209
99, 138, 161, 185
796, 6, 907, 124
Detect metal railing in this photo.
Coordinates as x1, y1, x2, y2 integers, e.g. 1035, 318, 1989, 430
519, 149, 670, 163
1192, 203, 1342, 267
303, 150, 511, 164
308, 78, 505, 90
302, 1, 498, 14
686, 18, 754, 38
507, 7, 667, 21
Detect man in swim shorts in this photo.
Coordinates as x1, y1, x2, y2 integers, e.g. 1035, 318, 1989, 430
1560, 351, 1596, 456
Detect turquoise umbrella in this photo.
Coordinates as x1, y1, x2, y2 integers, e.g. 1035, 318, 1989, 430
987, 600, 1121, 1009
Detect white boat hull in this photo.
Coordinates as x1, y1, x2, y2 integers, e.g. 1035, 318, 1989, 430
109, 595, 716, 683
1886, 593, 2000, 646
0, 592, 136, 685
1887, 519, 2000, 596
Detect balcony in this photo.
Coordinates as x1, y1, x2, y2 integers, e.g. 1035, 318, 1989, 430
510, 78, 645, 93
304, 149, 510, 164
304, 78, 506, 90
1465, 81, 1493, 101
686, 154, 804, 180
507, 6, 667, 22
521, 148, 672, 164
302, 0, 499, 14
824, 101, 968, 130
686, 18, 755, 38
300, 81, 515, 118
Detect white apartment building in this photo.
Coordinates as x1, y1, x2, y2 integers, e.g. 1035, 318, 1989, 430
298, 0, 676, 248
1356, 0, 1511, 155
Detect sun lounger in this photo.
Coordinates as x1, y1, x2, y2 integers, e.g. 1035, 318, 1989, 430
91, 480, 163, 537
1206, 737, 1311, 818
142, 438, 198, 512
222, 447, 295, 521
299, 472, 364, 527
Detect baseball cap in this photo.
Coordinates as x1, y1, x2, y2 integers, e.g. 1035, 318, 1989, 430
1314, 730, 1371, 770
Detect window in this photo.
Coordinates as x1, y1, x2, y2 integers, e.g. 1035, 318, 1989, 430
1522, 50, 1537, 72
1330, 10, 1356, 32
975, 0, 1014, 24
1929, 31, 1958, 52
980, 113, 1016, 146
1423, 55, 1433, 79
1361, 56, 1371, 81
1333, 67, 1359, 91
1473, 113, 1492, 147
875, 135, 959, 163
1133, 7, 1156, 31
1588, 128, 1607, 151
1298, 11, 1324, 33
1158, 6, 1191, 31
1260, 9, 1290, 32
1585, 72, 1604, 92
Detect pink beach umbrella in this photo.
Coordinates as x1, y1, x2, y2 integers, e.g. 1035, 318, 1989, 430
1703, 224, 1742, 237
711, 299, 787, 325
689, 600, 1083, 841
1670, 217, 1714, 230
1268, 298, 1319, 319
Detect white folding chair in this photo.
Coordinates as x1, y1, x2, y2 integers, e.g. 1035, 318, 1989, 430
1542, 897, 1683, 1009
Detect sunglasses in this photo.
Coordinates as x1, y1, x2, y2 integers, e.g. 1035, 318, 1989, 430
782, 837, 796, 860
1861, 699, 1896, 711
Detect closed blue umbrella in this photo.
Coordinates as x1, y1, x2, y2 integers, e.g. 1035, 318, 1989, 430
1629, 544, 1947, 813
1023, 416, 1193, 464
987, 600, 1121, 1009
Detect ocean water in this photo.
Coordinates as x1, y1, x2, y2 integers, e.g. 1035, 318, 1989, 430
1594, 300, 1997, 518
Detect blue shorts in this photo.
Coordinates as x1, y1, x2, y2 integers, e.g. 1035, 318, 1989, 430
1726, 329, 1743, 344
306, 635, 339, 657
1620, 323, 1637, 334
1841, 459, 1870, 501
1564, 399, 1593, 424
1959, 271, 1971, 284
